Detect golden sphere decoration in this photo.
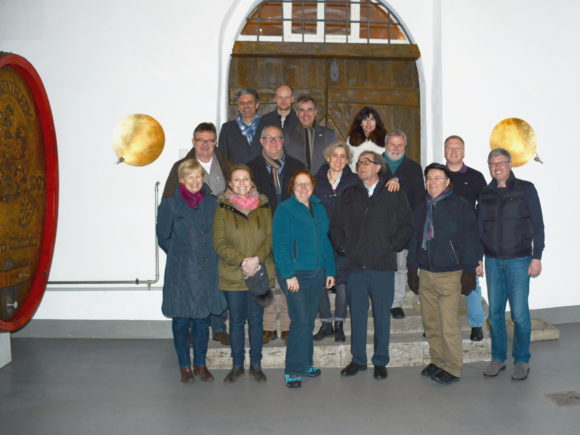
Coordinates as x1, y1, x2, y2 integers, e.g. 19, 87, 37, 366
489, 118, 540, 167
112, 114, 165, 166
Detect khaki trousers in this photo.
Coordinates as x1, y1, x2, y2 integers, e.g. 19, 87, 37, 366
263, 279, 290, 331
419, 270, 463, 377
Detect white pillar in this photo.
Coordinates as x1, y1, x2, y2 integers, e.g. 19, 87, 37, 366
0, 331, 11, 369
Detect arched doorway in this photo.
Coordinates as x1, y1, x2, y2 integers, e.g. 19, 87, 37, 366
227, 0, 421, 161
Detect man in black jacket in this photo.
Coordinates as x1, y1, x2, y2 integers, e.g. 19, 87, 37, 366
330, 151, 413, 380
260, 84, 298, 135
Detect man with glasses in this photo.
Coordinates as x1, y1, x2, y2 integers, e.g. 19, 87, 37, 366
248, 125, 305, 344
260, 84, 299, 135
480, 148, 544, 381
218, 88, 263, 164
330, 151, 413, 380
284, 95, 336, 174
162, 122, 234, 345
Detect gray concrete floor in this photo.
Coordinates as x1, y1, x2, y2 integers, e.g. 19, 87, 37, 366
1, 324, 579, 435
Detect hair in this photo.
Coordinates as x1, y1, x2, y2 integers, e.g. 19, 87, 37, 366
424, 162, 452, 179
347, 106, 387, 147
288, 169, 317, 194
192, 122, 217, 138
178, 159, 204, 180
260, 124, 283, 138
357, 151, 386, 176
228, 163, 255, 185
488, 147, 511, 162
385, 129, 407, 146
236, 88, 259, 102
323, 141, 353, 165
296, 94, 316, 108
444, 135, 465, 147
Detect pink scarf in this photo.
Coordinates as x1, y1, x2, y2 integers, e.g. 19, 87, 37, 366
179, 184, 205, 209
226, 189, 259, 215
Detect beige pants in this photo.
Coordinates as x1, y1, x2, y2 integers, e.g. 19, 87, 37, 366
263, 279, 290, 331
419, 270, 463, 377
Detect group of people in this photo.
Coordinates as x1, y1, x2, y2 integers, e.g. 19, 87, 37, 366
157, 84, 544, 388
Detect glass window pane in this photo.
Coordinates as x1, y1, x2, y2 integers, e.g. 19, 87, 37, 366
292, 1, 317, 34
325, 2, 350, 36
359, 1, 406, 40
241, 2, 283, 36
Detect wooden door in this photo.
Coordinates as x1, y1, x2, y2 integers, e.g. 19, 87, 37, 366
229, 42, 421, 162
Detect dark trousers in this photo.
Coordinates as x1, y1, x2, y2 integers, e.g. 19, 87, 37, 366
346, 270, 394, 367
279, 269, 324, 375
172, 316, 210, 367
224, 290, 264, 368
210, 310, 228, 334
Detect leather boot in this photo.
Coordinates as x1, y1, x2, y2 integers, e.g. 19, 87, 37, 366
334, 321, 346, 342
180, 367, 194, 383
193, 365, 214, 382
313, 321, 334, 341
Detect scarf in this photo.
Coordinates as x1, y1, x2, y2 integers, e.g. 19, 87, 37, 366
236, 114, 260, 144
298, 124, 315, 169
180, 184, 205, 209
262, 150, 285, 196
421, 188, 453, 250
225, 188, 260, 216
383, 153, 405, 175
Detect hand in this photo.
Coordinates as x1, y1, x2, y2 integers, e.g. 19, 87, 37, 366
242, 256, 260, 276
528, 259, 542, 278
476, 261, 484, 277
461, 270, 476, 295
407, 269, 419, 294
286, 277, 300, 292
325, 276, 335, 289
385, 177, 400, 192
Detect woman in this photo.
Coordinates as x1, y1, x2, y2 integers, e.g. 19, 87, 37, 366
312, 142, 358, 342
213, 164, 275, 383
156, 159, 227, 383
406, 163, 480, 385
346, 106, 387, 172
273, 170, 336, 388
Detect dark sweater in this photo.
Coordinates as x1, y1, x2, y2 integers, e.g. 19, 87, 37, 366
448, 165, 486, 209
383, 155, 425, 210
260, 109, 299, 135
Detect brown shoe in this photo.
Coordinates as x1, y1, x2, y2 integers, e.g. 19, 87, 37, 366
180, 367, 194, 383
193, 365, 214, 382
212, 331, 230, 346
281, 330, 289, 341
263, 330, 278, 344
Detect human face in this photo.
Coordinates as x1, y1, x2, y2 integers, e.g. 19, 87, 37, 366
297, 100, 317, 128
444, 138, 465, 166
229, 169, 252, 197
275, 85, 294, 112
327, 146, 348, 172
488, 155, 512, 186
293, 173, 314, 205
180, 169, 204, 194
426, 169, 450, 198
260, 126, 284, 160
192, 130, 216, 162
356, 153, 381, 184
237, 93, 259, 122
361, 115, 376, 138
385, 135, 406, 161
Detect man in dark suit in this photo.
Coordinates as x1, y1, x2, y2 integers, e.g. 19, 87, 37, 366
284, 95, 336, 174
260, 84, 299, 135
217, 88, 262, 164
248, 125, 305, 343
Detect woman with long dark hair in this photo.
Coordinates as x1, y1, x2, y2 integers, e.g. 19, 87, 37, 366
346, 106, 387, 172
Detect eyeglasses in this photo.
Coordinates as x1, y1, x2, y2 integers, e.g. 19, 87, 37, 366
488, 161, 510, 168
194, 138, 216, 145
297, 107, 315, 113
261, 136, 283, 143
356, 158, 376, 168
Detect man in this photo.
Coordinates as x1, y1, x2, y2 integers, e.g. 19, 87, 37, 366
284, 95, 336, 174
382, 130, 424, 319
218, 88, 262, 164
162, 122, 233, 345
444, 135, 487, 341
260, 84, 299, 134
331, 151, 413, 380
248, 125, 305, 343
480, 148, 544, 381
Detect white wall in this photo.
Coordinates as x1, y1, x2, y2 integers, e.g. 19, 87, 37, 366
0, 0, 577, 322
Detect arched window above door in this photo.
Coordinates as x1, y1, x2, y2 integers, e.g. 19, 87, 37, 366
239, 0, 410, 44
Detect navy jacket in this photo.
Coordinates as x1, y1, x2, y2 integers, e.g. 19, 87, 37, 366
217, 119, 263, 164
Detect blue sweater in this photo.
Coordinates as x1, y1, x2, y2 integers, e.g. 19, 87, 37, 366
272, 195, 336, 280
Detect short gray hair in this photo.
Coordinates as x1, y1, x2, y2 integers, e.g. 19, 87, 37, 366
236, 88, 259, 102
487, 147, 511, 163
358, 151, 386, 175
385, 129, 407, 145
323, 141, 353, 164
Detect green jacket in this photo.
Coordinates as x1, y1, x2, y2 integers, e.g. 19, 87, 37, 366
213, 192, 276, 291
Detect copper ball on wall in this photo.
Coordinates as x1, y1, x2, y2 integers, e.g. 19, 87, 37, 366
112, 114, 165, 166
489, 118, 539, 167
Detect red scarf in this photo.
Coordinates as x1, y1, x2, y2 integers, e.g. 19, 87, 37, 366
180, 184, 205, 209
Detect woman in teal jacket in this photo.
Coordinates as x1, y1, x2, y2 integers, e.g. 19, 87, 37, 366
273, 169, 336, 388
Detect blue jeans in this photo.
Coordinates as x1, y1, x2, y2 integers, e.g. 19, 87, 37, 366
210, 310, 228, 334
224, 290, 264, 368
280, 269, 324, 375
485, 256, 532, 364
318, 283, 347, 322
172, 316, 210, 367
466, 277, 485, 327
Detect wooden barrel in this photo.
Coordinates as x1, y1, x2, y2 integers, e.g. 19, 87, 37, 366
0, 52, 58, 332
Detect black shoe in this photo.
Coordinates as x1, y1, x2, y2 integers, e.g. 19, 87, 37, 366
249, 365, 267, 382
340, 361, 367, 377
223, 367, 244, 383
334, 321, 346, 342
431, 369, 460, 385
313, 322, 334, 341
390, 307, 405, 319
373, 365, 388, 380
306, 367, 321, 377
421, 363, 442, 377
470, 327, 484, 341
